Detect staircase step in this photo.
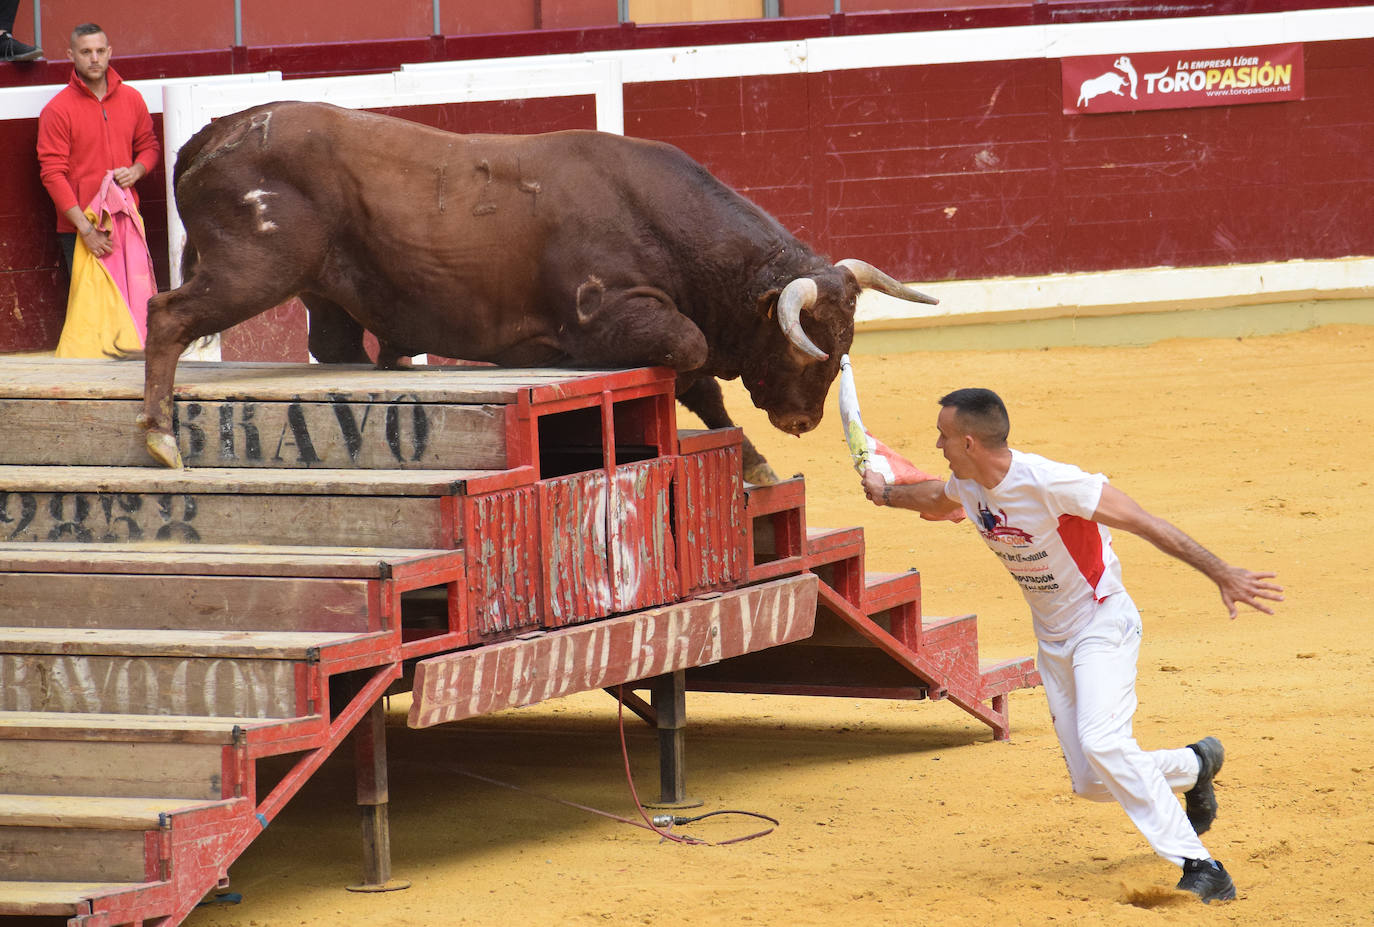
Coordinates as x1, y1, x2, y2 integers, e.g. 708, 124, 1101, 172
0, 360, 525, 469
0, 879, 163, 917
0, 710, 326, 785
980, 656, 1041, 697
922, 613, 978, 641
805, 526, 863, 560
1, 570, 376, 633
0, 544, 463, 633
863, 569, 921, 613
0, 793, 229, 830
0, 710, 315, 743
0, 627, 390, 660
0, 464, 500, 497
0, 736, 223, 802
0, 465, 495, 547
743, 477, 805, 517
0, 541, 464, 579
0, 652, 305, 717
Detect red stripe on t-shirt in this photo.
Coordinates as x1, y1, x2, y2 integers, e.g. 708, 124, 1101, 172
1057, 514, 1107, 598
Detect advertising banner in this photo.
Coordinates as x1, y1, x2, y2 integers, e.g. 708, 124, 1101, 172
1062, 44, 1304, 114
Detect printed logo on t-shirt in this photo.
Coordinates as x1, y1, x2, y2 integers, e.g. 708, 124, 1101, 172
976, 502, 1034, 547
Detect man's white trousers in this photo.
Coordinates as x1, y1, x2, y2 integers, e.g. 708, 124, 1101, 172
1036, 592, 1210, 866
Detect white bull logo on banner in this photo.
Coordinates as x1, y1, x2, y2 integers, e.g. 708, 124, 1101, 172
1076, 55, 1139, 108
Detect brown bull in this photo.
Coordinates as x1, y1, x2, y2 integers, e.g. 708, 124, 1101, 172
141, 101, 936, 476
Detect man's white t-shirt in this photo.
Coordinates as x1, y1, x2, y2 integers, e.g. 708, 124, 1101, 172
944, 449, 1125, 642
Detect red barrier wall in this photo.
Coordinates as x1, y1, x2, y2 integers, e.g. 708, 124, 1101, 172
33, 0, 237, 57
3, 3, 1371, 354
23, 0, 623, 59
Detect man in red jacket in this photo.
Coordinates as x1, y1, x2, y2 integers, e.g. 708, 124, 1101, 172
36, 22, 159, 280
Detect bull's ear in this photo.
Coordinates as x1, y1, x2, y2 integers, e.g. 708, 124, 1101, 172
756, 288, 781, 320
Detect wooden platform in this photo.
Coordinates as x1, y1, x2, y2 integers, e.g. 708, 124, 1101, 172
0, 358, 1036, 927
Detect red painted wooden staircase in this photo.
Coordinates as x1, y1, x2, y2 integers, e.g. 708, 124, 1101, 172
0, 358, 1037, 927
691, 476, 1040, 740
0, 543, 461, 926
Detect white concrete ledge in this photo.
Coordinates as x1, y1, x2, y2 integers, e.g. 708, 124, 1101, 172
857, 256, 1374, 330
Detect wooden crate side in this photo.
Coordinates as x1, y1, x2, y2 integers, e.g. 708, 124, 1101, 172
678, 444, 746, 594
610, 459, 678, 613
0, 399, 508, 469
0, 740, 225, 799
0, 359, 619, 402
0, 574, 374, 632
410, 574, 818, 728
0, 826, 148, 882
464, 486, 542, 639
0, 655, 302, 717
541, 470, 613, 626
0, 491, 449, 549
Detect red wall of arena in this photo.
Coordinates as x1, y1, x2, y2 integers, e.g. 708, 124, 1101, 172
3, 3, 1372, 354
26, 0, 624, 58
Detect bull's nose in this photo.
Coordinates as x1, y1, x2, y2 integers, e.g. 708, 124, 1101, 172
769, 411, 817, 435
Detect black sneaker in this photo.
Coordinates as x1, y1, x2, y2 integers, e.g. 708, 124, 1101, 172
0, 32, 42, 62
1177, 857, 1236, 903
1184, 736, 1224, 834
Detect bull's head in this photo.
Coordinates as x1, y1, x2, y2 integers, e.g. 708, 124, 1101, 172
746, 259, 938, 436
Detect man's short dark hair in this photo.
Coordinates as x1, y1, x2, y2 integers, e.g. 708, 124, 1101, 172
939, 388, 1010, 447
70, 23, 104, 44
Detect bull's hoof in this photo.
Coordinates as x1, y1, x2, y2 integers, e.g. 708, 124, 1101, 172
743, 460, 780, 486
145, 431, 184, 469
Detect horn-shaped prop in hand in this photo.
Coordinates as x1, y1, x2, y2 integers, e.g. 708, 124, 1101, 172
837, 258, 939, 305
777, 278, 828, 360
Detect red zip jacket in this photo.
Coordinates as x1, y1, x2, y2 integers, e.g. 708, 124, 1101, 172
37, 65, 161, 234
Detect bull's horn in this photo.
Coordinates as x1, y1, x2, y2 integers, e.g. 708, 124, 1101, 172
838, 258, 939, 305
777, 278, 828, 361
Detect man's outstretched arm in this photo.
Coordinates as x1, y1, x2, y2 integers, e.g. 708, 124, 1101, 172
861, 469, 964, 520
1091, 483, 1284, 618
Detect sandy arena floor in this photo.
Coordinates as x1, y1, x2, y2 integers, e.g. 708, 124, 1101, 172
186, 323, 1373, 927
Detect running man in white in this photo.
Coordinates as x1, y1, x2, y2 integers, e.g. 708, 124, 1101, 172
860, 388, 1283, 903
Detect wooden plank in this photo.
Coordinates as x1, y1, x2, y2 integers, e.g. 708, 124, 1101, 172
465, 485, 542, 638
0, 880, 153, 917
0, 358, 627, 403
0, 628, 388, 660
0, 398, 509, 469
0, 826, 147, 882
0, 711, 313, 744
862, 569, 923, 614
0, 464, 501, 495
0, 491, 452, 548
0, 653, 303, 717
0, 795, 227, 830
743, 476, 806, 517
540, 470, 613, 626
676, 427, 742, 455
0, 740, 225, 799
980, 657, 1041, 698
409, 574, 818, 728
609, 459, 678, 614
0, 573, 373, 632
0, 543, 461, 578
678, 443, 746, 594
